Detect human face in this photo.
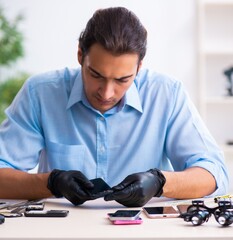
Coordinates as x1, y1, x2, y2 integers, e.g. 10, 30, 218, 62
78, 44, 142, 114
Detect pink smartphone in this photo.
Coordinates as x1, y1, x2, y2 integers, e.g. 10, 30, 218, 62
112, 218, 143, 225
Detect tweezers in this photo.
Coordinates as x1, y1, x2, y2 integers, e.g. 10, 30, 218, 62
0, 199, 44, 217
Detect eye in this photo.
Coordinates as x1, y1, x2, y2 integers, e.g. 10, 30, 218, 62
90, 73, 103, 80
116, 77, 131, 84
117, 80, 128, 84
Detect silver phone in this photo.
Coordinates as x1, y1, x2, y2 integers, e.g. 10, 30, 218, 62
143, 206, 179, 218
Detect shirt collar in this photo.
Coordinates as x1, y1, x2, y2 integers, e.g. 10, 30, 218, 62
67, 70, 143, 113
124, 82, 143, 113
66, 71, 83, 109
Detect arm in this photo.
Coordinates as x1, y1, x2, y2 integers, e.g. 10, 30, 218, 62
0, 168, 51, 199
162, 167, 216, 199
104, 166, 217, 207
0, 168, 111, 205
164, 81, 228, 197
0, 78, 49, 199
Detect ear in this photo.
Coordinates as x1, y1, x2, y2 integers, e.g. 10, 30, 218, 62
137, 60, 143, 73
77, 46, 83, 65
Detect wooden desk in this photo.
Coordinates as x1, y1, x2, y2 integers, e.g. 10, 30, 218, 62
0, 197, 232, 240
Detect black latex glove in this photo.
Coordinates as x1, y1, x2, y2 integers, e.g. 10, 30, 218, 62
104, 169, 166, 207
47, 169, 108, 205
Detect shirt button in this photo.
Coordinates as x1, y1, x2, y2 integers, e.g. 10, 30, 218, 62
99, 117, 105, 121
100, 146, 105, 152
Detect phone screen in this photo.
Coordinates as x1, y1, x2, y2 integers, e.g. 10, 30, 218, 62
89, 178, 111, 195
143, 206, 179, 218
108, 210, 141, 220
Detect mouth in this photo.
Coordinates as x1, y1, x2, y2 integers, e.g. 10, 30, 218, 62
96, 96, 115, 106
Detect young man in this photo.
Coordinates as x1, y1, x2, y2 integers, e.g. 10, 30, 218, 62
0, 7, 229, 207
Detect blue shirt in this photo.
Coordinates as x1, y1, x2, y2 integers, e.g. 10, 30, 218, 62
0, 67, 229, 195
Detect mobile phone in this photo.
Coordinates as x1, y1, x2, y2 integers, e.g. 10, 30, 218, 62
143, 206, 179, 218
89, 178, 112, 195
112, 218, 143, 225
108, 210, 141, 221
24, 210, 69, 217
26, 202, 45, 211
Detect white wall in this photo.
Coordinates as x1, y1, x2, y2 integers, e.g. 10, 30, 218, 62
1, 0, 198, 103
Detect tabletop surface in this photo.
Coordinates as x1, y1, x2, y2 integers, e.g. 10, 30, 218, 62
0, 197, 233, 240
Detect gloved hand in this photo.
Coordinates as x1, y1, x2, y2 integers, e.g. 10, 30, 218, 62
104, 168, 166, 207
47, 169, 108, 205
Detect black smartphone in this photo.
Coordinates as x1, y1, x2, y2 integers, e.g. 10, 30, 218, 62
24, 210, 69, 217
89, 178, 112, 195
108, 210, 141, 221
143, 206, 179, 218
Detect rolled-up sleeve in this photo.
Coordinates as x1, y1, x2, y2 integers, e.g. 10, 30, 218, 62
165, 82, 229, 196
0, 79, 44, 171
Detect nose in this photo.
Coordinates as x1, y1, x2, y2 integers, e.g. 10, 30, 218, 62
98, 81, 114, 100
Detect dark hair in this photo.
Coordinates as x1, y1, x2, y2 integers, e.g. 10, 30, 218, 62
78, 7, 147, 62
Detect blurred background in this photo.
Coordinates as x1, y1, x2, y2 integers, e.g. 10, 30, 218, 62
0, 0, 198, 119
0, 0, 232, 192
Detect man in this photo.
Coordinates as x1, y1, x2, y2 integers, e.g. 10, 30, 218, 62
0, 7, 229, 207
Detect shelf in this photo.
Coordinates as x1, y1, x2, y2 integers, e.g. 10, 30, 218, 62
198, 0, 233, 155
202, 49, 233, 56
205, 96, 233, 104
201, 3, 233, 50
203, 0, 233, 6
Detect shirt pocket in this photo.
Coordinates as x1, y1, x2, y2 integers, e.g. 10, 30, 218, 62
46, 140, 86, 171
